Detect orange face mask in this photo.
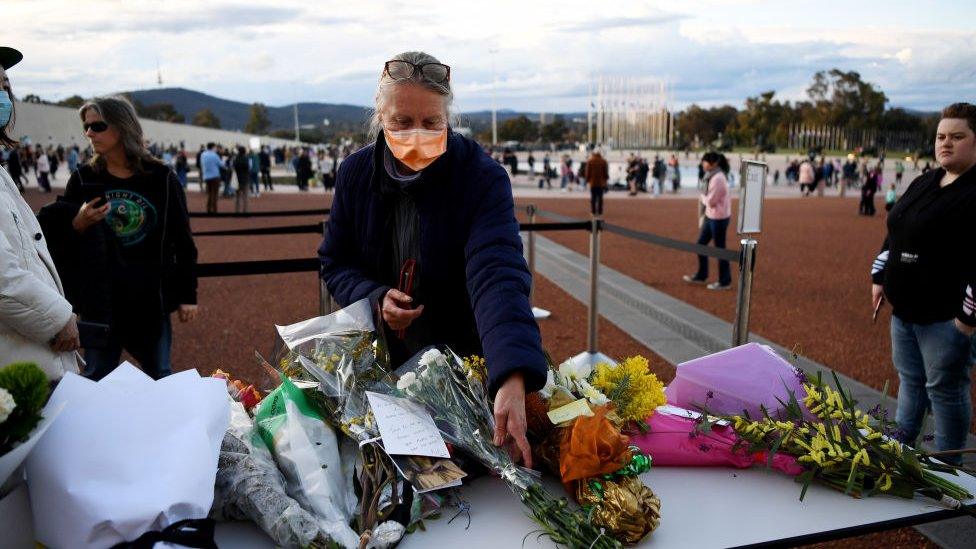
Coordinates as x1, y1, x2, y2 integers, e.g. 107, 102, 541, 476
384, 128, 448, 171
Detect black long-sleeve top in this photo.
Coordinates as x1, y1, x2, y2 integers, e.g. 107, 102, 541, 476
871, 166, 976, 326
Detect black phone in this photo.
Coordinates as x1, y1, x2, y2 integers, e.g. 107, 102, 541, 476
78, 320, 110, 349
81, 183, 107, 207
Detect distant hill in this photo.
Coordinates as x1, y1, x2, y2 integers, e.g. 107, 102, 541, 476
124, 87, 371, 132
123, 87, 585, 135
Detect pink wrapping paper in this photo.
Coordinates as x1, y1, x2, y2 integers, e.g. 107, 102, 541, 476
664, 343, 807, 419
631, 409, 804, 476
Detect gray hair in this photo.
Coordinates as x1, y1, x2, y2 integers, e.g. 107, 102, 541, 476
79, 95, 161, 173
366, 51, 457, 142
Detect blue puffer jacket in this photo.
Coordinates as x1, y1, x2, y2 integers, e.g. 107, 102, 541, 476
318, 132, 547, 395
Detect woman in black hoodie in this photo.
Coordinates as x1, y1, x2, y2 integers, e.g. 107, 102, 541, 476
51, 96, 197, 380
870, 103, 976, 463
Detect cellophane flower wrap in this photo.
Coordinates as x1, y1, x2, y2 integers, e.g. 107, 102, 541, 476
383, 345, 622, 549
528, 356, 663, 545
272, 298, 408, 543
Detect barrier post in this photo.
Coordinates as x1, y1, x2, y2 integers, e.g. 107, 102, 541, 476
319, 220, 331, 316
731, 238, 758, 346
527, 204, 537, 304
587, 217, 600, 353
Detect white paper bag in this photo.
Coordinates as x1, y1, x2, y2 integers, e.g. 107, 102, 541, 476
26, 363, 229, 548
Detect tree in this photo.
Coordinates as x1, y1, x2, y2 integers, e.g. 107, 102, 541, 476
805, 69, 887, 128
141, 102, 184, 123
21, 94, 45, 104
244, 103, 271, 134
498, 115, 538, 142
540, 115, 568, 143
57, 95, 86, 109
192, 108, 221, 129
729, 91, 796, 149
675, 104, 737, 147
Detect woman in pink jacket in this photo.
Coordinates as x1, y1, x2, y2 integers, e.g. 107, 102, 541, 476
684, 151, 732, 290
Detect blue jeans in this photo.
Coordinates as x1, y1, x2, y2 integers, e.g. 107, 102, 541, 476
891, 315, 975, 462
694, 217, 731, 285
83, 314, 173, 381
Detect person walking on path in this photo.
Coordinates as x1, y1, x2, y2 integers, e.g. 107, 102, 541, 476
36, 145, 51, 192
859, 166, 881, 216
233, 145, 250, 213
585, 149, 608, 217
259, 146, 273, 191
798, 158, 814, 196
684, 151, 732, 290
870, 102, 976, 464
199, 142, 223, 214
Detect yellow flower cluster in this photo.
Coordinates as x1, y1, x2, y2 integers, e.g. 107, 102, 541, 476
591, 356, 666, 422
462, 355, 487, 384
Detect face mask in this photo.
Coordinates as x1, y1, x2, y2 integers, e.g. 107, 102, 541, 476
0, 91, 11, 128
384, 128, 447, 171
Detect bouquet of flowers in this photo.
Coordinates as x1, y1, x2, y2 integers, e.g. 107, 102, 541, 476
272, 299, 409, 542
713, 371, 973, 509
0, 362, 53, 489
525, 355, 665, 545
386, 346, 634, 548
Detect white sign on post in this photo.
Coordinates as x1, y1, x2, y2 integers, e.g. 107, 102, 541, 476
738, 161, 768, 234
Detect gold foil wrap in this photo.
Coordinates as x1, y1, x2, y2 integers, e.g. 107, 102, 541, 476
576, 476, 662, 545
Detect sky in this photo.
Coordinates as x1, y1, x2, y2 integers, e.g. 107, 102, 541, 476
6, 0, 975, 113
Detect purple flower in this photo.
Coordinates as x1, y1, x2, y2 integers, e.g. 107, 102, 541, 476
698, 443, 712, 453
706, 390, 715, 400
793, 368, 807, 384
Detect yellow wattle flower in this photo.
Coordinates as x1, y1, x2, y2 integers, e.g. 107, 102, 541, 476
590, 356, 666, 422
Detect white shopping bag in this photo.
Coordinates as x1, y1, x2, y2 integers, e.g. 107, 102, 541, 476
26, 363, 229, 549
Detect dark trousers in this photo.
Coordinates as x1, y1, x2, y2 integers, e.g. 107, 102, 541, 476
860, 189, 876, 215
694, 217, 731, 285
83, 314, 172, 381
38, 172, 51, 192
205, 177, 221, 213
261, 168, 273, 190
590, 187, 605, 216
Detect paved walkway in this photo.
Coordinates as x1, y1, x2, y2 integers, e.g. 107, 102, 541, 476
528, 234, 975, 548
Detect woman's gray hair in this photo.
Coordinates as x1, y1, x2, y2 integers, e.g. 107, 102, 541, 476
79, 95, 161, 173
366, 51, 458, 142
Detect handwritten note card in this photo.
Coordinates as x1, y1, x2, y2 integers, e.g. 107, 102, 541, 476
365, 391, 450, 458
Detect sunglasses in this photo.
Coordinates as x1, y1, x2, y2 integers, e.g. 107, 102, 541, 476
83, 121, 109, 133
384, 60, 450, 84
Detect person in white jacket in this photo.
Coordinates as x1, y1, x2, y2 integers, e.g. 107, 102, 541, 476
0, 46, 80, 379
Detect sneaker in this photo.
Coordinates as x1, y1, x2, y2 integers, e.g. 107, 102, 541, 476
707, 282, 732, 291
682, 275, 707, 285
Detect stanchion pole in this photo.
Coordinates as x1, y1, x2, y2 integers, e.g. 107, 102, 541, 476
587, 217, 600, 354
732, 238, 758, 346
527, 204, 537, 304
319, 219, 331, 316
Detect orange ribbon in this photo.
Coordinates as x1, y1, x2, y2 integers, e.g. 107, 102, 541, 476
558, 406, 632, 485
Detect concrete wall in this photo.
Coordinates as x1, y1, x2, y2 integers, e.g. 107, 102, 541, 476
9, 101, 302, 151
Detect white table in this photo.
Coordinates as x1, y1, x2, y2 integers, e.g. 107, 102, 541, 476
216, 465, 976, 548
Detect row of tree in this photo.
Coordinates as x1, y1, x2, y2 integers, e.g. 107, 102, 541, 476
674, 69, 938, 152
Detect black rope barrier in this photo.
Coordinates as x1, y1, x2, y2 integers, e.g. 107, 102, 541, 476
532, 208, 741, 263
188, 208, 330, 218
193, 224, 323, 237
196, 257, 320, 278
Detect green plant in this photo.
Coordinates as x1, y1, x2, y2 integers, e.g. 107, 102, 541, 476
0, 362, 49, 453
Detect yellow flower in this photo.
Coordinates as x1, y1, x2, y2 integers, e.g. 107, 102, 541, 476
590, 356, 666, 422
462, 355, 487, 384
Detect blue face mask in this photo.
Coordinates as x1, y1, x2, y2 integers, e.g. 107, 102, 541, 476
0, 91, 11, 128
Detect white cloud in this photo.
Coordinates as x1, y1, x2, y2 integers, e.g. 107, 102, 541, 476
2, 0, 974, 112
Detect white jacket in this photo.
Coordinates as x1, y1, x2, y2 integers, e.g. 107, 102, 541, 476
0, 165, 77, 379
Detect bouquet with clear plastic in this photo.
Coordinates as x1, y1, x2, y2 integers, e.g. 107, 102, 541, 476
272, 298, 406, 543
383, 345, 621, 549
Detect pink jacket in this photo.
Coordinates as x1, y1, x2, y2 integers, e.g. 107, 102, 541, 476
701, 171, 731, 220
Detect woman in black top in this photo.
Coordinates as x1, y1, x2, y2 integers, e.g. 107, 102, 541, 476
870, 103, 976, 463
55, 96, 198, 380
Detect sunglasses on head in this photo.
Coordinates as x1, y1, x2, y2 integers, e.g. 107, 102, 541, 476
83, 121, 109, 133
384, 60, 450, 84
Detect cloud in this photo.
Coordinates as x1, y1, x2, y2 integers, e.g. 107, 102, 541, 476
559, 14, 689, 33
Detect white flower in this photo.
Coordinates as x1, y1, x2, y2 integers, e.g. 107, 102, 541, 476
538, 370, 557, 399
0, 387, 15, 424
576, 379, 609, 406
557, 359, 591, 388
419, 349, 445, 368
396, 372, 418, 393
